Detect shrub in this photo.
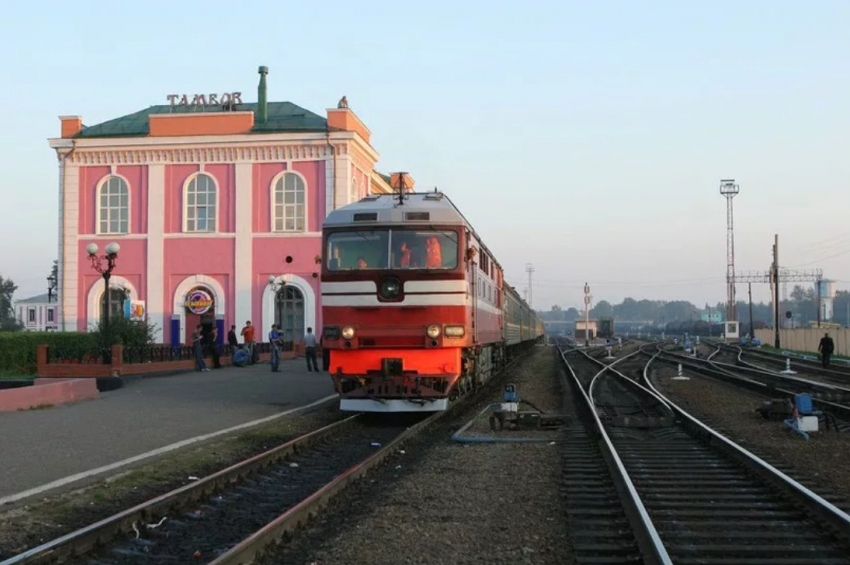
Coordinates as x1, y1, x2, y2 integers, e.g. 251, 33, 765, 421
0, 332, 97, 375
90, 316, 158, 350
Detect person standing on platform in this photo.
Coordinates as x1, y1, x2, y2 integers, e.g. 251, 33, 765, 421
228, 324, 239, 353
819, 332, 835, 368
192, 324, 209, 372
269, 324, 282, 372
304, 327, 319, 373
241, 321, 255, 365
209, 325, 222, 369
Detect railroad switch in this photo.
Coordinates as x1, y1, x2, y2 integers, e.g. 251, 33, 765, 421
489, 384, 564, 431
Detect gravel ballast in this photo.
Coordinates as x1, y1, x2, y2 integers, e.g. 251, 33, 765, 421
650, 362, 850, 510
263, 345, 573, 565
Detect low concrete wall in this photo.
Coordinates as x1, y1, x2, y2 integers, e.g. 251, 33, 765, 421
755, 328, 850, 356
0, 378, 99, 412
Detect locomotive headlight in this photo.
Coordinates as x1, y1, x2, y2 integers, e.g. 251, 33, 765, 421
341, 326, 356, 340
379, 276, 401, 299
426, 325, 441, 339
444, 325, 465, 337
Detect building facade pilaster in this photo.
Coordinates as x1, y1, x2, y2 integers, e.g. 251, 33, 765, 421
234, 162, 253, 326
146, 163, 165, 341
61, 160, 80, 331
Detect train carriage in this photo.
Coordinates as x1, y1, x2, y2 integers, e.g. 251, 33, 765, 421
320, 191, 542, 412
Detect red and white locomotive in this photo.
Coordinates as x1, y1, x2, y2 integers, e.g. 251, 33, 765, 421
320, 190, 543, 412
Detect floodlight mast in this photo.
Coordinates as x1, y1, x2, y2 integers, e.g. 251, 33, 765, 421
720, 179, 739, 322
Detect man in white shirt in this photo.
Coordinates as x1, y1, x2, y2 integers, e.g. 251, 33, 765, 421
304, 327, 319, 373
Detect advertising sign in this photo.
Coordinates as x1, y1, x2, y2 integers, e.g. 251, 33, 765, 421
124, 300, 146, 321
185, 289, 213, 315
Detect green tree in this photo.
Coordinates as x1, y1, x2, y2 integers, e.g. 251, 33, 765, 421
0, 275, 22, 331
591, 300, 614, 318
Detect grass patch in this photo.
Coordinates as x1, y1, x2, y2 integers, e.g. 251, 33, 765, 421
761, 345, 850, 361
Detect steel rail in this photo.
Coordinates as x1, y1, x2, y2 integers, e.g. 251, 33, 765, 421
731, 344, 850, 385
651, 344, 850, 421
198, 343, 537, 563
1, 415, 361, 565
5, 343, 541, 565
558, 345, 673, 565
642, 350, 850, 538
209, 410, 441, 564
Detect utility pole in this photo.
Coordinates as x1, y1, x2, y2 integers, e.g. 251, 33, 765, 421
816, 279, 822, 328
772, 234, 780, 348
748, 282, 754, 339
525, 263, 535, 308
720, 180, 739, 323
584, 282, 591, 347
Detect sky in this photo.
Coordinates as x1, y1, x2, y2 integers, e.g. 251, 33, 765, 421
1, 0, 849, 312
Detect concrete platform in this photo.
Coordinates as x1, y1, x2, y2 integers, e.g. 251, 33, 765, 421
0, 359, 335, 504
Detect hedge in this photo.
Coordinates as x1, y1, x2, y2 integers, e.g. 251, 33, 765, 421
0, 332, 97, 375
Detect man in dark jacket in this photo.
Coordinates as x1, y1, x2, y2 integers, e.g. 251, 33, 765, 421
227, 325, 239, 353
819, 332, 835, 368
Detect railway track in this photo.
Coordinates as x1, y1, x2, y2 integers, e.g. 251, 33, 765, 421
558, 341, 850, 564
4, 345, 540, 565
2, 414, 438, 565
724, 343, 850, 386
650, 342, 850, 428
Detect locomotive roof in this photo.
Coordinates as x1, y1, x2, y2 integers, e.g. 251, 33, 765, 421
324, 191, 526, 295
323, 192, 466, 227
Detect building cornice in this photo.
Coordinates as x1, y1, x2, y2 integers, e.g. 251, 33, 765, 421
46, 130, 384, 167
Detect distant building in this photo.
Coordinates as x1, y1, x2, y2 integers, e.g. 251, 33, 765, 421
48, 66, 394, 344
701, 309, 723, 323
14, 294, 60, 332
575, 319, 598, 340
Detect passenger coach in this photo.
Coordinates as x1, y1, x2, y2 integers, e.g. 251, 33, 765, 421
320, 191, 543, 412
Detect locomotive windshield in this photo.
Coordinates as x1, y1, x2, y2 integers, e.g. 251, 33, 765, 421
326, 228, 459, 271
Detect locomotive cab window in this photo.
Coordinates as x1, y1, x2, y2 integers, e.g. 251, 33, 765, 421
326, 228, 459, 271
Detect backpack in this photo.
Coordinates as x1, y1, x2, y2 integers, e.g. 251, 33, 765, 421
233, 348, 250, 367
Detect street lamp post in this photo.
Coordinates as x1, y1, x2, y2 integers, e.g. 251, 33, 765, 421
47, 273, 57, 303
87, 242, 120, 339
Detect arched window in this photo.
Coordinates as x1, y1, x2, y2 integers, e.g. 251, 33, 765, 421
272, 172, 305, 232
185, 173, 217, 232
275, 286, 304, 342
100, 287, 127, 322
350, 177, 359, 203
98, 176, 129, 234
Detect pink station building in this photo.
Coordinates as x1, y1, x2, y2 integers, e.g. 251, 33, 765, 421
49, 66, 394, 346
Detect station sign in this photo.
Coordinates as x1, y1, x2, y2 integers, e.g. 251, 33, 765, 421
185, 289, 213, 315
167, 93, 243, 108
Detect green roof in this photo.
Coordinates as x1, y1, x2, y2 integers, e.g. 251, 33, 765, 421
77, 101, 327, 138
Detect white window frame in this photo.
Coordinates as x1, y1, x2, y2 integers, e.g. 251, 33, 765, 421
47, 308, 55, 323
96, 175, 130, 235
270, 171, 307, 233
183, 173, 219, 233
27, 307, 36, 323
